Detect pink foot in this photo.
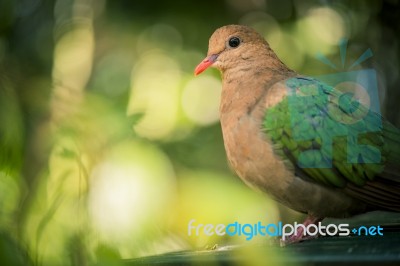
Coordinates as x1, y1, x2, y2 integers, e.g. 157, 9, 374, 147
280, 215, 322, 246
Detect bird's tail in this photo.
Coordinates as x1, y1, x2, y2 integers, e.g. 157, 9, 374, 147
346, 121, 400, 212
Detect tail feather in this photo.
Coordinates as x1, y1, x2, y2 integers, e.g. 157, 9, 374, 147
345, 120, 400, 212
345, 182, 400, 212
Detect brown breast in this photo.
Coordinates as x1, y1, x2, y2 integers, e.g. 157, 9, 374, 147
219, 76, 365, 217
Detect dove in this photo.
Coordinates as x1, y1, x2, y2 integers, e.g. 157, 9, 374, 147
194, 25, 400, 243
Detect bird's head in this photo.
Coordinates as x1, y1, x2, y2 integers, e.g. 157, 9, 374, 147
194, 25, 270, 76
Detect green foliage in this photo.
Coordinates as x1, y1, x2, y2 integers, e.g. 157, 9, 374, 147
0, 77, 24, 175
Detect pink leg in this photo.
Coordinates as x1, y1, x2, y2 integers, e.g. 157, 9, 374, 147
281, 215, 322, 246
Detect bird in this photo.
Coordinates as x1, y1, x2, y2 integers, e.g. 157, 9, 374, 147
194, 25, 400, 244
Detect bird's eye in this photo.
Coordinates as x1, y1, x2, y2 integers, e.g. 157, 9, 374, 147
228, 37, 241, 48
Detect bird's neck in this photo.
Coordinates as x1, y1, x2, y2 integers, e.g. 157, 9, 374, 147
220, 54, 295, 115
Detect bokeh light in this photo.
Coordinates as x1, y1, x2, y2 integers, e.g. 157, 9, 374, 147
88, 140, 176, 247
296, 7, 346, 55
136, 24, 183, 54
128, 50, 181, 140
239, 11, 282, 44
240, 12, 305, 69
53, 25, 94, 90
52, 23, 94, 124
181, 75, 222, 126
176, 170, 280, 246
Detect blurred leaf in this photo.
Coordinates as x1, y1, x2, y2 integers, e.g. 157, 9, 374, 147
95, 244, 122, 266
35, 171, 70, 253
0, 232, 32, 266
0, 77, 24, 174
58, 148, 77, 159
128, 112, 145, 126
68, 235, 90, 266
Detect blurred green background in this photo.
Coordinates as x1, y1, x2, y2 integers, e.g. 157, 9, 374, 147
0, 0, 399, 265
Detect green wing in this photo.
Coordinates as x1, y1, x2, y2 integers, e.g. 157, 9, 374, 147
263, 77, 400, 193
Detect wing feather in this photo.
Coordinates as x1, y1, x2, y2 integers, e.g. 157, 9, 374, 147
263, 77, 400, 211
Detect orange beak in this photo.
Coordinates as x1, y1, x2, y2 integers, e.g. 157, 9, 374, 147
194, 54, 218, 76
